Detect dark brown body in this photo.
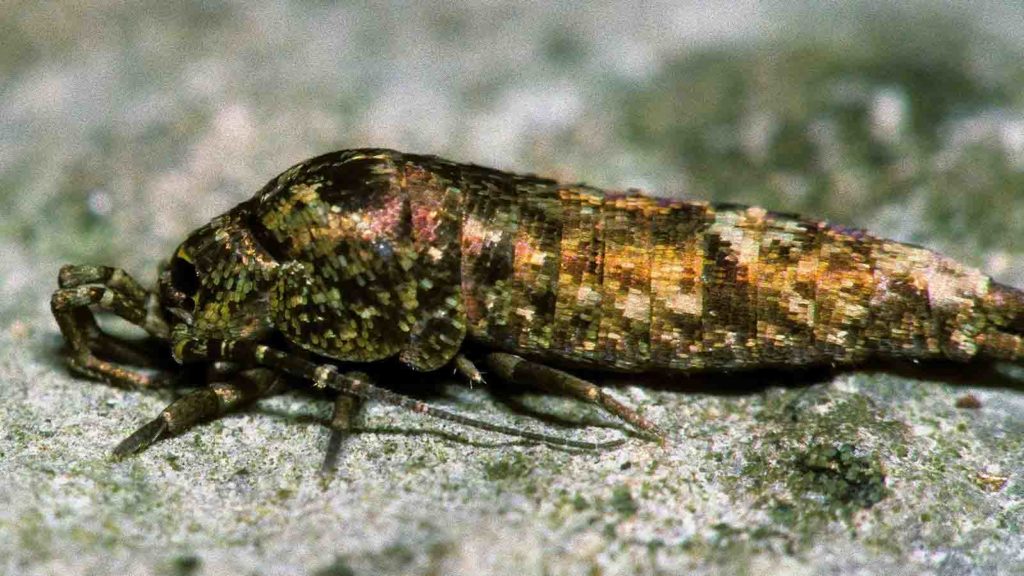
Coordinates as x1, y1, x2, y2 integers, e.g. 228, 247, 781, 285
50, 148, 1024, 456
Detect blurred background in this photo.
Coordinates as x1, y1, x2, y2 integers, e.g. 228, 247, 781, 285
2, 2, 1024, 575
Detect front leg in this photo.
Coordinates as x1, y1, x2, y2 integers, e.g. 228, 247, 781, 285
58, 264, 170, 338
112, 367, 285, 457
51, 265, 173, 389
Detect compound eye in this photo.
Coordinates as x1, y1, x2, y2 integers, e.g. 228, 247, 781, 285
170, 256, 200, 301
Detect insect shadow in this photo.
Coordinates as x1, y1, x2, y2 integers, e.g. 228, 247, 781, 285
854, 358, 1024, 391
596, 359, 1024, 396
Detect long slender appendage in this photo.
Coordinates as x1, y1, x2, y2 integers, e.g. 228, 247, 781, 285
485, 352, 667, 442
174, 339, 627, 450
112, 368, 283, 457
51, 265, 173, 389
321, 394, 364, 475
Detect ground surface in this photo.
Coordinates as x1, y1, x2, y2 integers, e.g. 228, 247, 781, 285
2, 2, 1024, 575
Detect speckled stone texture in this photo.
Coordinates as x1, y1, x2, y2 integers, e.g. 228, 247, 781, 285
2, 2, 1024, 575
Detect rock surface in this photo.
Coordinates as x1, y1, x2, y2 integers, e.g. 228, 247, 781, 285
2, 2, 1023, 575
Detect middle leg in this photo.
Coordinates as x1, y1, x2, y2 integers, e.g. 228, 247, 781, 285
321, 394, 365, 475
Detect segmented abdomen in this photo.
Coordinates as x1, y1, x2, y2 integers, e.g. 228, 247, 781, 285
451, 162, 990, 372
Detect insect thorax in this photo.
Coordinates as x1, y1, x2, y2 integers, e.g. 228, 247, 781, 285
167, 150, 470, 371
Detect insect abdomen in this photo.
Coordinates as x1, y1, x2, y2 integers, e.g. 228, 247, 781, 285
455, 167, 994, 372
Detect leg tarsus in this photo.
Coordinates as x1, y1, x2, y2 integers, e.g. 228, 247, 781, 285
321, 394, 364, 476
485, 352, 666, 442
66, 353, 174, 390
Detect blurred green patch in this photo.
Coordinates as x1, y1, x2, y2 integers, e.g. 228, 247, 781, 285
735, 386, 904, 547
609, 483, 638, 517
0, 149, 118, 265
789, 441, 888, 513
483, 451, 531, 482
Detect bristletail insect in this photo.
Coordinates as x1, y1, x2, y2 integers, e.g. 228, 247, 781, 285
50, 148, 1024, 464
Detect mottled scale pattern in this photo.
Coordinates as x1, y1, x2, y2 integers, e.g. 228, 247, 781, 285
250, 152, 418, 363
421, 149, 1012, 372
700, 205, 763, 367
549, 186, 605, 363
648, 200, 709, 369
598, 194, 654, 367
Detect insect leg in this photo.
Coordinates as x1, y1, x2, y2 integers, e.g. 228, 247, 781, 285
52, 288, 169, 388
87, 323, 170, 368
485, 352, 666, 441
52, 265, 172, 388
112, 367, 284, 457
58, 305, 162, 369
174, 339, 626, 450
59, 264, 146, 299
58, 264, 170, 339
321, 394, 364, 475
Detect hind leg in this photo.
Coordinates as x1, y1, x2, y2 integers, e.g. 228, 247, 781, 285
113, 367, 284, 457
484, 352, 666, 441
